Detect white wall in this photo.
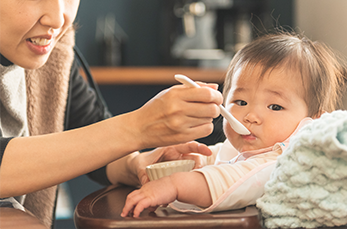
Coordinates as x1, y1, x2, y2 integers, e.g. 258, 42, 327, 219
295, 0, 347, 56
295, 0, 347, 109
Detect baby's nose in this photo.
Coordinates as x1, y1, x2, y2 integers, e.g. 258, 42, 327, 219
244, 111, 261, 124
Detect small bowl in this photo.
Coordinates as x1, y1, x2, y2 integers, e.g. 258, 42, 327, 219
146, 160, 195, 181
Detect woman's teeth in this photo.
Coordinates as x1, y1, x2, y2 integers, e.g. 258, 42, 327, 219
29, 38, 51, 46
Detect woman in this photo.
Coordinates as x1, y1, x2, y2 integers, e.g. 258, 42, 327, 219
0, 0, 223, 227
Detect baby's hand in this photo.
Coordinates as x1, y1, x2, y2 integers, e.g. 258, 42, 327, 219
121, 176, 177, 217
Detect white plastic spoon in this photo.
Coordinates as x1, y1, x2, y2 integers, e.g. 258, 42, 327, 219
174, 74, 251, 135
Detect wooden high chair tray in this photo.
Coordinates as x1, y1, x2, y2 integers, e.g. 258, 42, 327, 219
74, 185, 262, 229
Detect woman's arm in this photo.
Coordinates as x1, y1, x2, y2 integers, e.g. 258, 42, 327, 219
0, 113, 138, 198
0, 83, 222, 198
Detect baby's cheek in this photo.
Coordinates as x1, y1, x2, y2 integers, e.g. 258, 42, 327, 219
264, 127, 291, 147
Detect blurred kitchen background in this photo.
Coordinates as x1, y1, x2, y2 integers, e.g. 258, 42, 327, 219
75, 0, 291, 67
75, 0, 347, 67
55, 1, 347, 228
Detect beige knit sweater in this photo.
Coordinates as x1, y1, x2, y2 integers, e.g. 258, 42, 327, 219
23, 27, 75, 228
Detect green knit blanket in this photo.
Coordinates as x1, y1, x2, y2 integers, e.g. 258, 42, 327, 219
256, 110, 347, 228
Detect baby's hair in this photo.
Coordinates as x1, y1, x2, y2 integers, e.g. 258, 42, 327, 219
223, 30, 347, 117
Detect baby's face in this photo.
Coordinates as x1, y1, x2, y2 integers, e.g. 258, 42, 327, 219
224, 65, 308, 152
0, 0, 80, 69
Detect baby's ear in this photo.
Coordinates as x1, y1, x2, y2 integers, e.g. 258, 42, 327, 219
312, 110, 326, 119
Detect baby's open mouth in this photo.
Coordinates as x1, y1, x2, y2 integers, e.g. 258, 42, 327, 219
28, 38, 51, 46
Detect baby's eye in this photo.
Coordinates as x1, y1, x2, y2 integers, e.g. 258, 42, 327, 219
235, 100, 247, 106
268, 104, 283, 111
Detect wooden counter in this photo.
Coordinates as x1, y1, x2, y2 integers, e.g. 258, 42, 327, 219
87, 67, 226, 85
0, 208, 48, 229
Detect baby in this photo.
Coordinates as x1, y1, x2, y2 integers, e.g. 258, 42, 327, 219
121, 31, 346, 217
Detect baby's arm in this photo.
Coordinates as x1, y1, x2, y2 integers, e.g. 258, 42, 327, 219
121, 171, 212, 217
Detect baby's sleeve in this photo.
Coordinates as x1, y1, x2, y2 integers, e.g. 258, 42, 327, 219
169, 151, 279, 213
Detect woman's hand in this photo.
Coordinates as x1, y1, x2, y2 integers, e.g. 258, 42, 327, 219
103, 82, 221, 189
128, 83, 222, 150
130, 141, 212, 185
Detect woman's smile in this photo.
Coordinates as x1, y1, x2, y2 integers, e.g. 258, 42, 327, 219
0, 0, 80, 69
29, 37, 52, 46
26, 35, 54, 55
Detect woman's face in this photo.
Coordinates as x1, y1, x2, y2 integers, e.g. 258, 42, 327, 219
0, 0, 80, 69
